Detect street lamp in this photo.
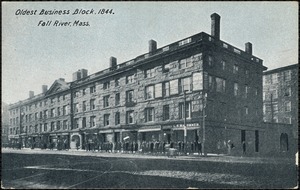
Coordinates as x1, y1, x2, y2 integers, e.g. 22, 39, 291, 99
199, 92, 207, 156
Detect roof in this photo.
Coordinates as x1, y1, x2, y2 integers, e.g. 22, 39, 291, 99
263, 64, 298, 75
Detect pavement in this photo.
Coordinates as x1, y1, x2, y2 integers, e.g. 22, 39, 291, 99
2, 147, 296, 165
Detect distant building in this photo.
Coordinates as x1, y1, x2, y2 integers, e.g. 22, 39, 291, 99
263, 64, 298, 153
8, 13, 267, 155
2, 102, 10, 146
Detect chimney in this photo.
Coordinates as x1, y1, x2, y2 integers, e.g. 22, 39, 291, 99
80, 69, 88, 78
42, 85, 48, 93
72, 70, 81, 81
58, 78, 65, 82
211, 13, 221, 40
149, 39, 157, 53
109, 57, 117, 68
29, 91, 34, 98
245, 42, 252, 55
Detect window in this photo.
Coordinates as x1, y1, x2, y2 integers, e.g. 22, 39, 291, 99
35, 113, 38, 120
103, 81, 110, 89
82, 88, 86, 96
63, 95, 66, 101
208, 56, 213, 67
82, 117, 86, 128
44, 100, 47, 106
104, 114, 110, 126
163, 82, 170, 97
208, 75, 215, 91
178, 38, 191, 46
115, 78, 120, 87
74, 119, 79, 129
163, 105, 170, 121
63, 105, 68, 115
90, 85, 96, 93
126, 90, 134, 103
284, 101, 291, 112
179, 77, 192, 93
51, 98, 55, 103
82, 101, 86, 111
145, 85, 155, 100
74, 103, 79, 113
57, 121, 61, 130
145, 108, 154, 122
90, 99, 95, 110
115, 112, 120, 125
179, 102, 191, 119
126, 74, 135, 84
233, 64, 238, 74
245, 69, 249, 77
44, 123, 47, 132
40, 111, 43, 119
145, 68, 156, 78
244, 85, 249, 98
51, 108, 55, 117
57, 107, 61, 116
272, 73, 278, 84
216, 77, 226, 93
234, 83, 239, 96
283, 70, 291, 81
179, 58, 193, 69
44, 110, 48, 119
126, 111, 134, 124
221, 60, 226, 70
39, 124, 43, 133
74, 91, 80, 98
51, 122, 55, 131
115, 93, 120, 106
90, 116, 96, 127
103, 95, 110, 108
63, 120, 68, 130
245, 107, 249, 115
283, 117, 292, 124
284, 87, 291, 97
272, 90, 278, 99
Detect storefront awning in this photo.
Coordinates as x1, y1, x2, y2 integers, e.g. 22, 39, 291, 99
138, 126, 161, 132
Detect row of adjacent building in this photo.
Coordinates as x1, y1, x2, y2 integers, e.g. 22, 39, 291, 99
6, 13, 298, 156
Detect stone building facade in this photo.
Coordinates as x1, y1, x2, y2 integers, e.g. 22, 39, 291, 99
8, 13, 268, 155
263, 64, 298, 154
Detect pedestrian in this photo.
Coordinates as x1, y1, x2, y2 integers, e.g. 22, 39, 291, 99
198, 141, 202, 155
217, 140, 221, 155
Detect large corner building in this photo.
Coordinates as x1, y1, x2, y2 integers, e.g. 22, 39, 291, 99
8, 13, 269, 155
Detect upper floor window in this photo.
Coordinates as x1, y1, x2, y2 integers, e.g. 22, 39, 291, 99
208, 56, 213, 67
145, 68, 156, 78
234, 83, 239, 96
163, 105, 170, 121
51, 108, 56, 117
51, 98, 55, 103
115, 78, 120, 87
145, 85, 155, 100
57, 96, 60, 102
179, 77, 192, 93
103, 81, 110, 90
233, 64, 238, 74
74, 103, 79, 113
179, 102, 191, 119
283, 70, 291, 81
126, 111, 134, 124
90, 116, 96, 127
82, 117, 86, 128
115, 112, 120, 125
103, 95, 110, 108
208, 75, 215, 92
82, 88, 86, 96
74, 119, 79, 129
104, 114, 110, 126
126, 90, 134, 103
82, 101, 87, 112
284, 101, 291, 112
90, 99, 96, 110
57, 107, 61, 116
63, 105, 68, 115
244, 85, 249, 98
284, 87, 291, 97
63, 120, 68, 130
216, 77, 226, 93
115, 93, 120, 106
144, 108, 154, 122
179, 57, 193, 69
90, 85, 96, 94
74, 91, 80, 98
272, 73, 278, 84
163, 81, 170, 97
56, 121, 61, 131
126, 74, 135, 84
221, 60, 226, 70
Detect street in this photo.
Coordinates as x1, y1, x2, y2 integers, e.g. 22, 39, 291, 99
1, 149, 297, 189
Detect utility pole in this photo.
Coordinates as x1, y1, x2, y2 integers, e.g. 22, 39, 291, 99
202, 93, 207, 156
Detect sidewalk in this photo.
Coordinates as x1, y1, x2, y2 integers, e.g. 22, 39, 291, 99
2, 148, 295, 165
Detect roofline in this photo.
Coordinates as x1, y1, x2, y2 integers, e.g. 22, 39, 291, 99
263, 63, 298, 75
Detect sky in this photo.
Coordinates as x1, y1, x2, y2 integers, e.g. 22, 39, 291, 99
2, 2, 298, 104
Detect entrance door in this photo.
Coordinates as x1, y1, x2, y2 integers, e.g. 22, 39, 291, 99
280, 133, 289, 151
